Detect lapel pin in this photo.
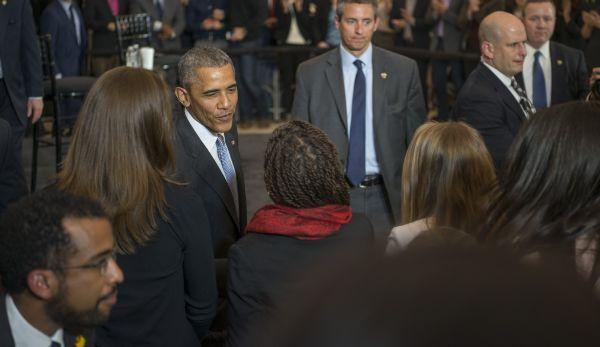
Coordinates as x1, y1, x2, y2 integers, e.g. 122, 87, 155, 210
557, 59, 563, 66
230, 139, 236, 146
1, 0, 7, 6
380, 72, 388, 79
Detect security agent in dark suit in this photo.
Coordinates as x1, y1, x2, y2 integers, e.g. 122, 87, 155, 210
0, 119, 27, 216
515, 0, 588, 109
452, 11, 531, 170
0, 0, 44, 172
292, 0, 426, 241
0, 190, 124, 347
41, 0, 87, 78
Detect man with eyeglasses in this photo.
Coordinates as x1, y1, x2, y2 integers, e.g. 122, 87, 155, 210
0, 190, 124, 347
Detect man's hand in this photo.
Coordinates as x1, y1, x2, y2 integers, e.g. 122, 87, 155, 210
590, 67, 600, 86
229, 27, 247, 41
159, 24, 175, 40
391, 18, 406, 30
107, 22, 116, 31
400, 9, 415, 25
27, 98, 43, 124
202, 18, 214, 30
213, 9, 225, 21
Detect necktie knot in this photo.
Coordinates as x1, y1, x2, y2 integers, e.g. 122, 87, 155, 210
353, 59, 363, 70
534, 50, 542, 61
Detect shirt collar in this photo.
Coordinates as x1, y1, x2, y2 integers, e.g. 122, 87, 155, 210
340, 43, 373, 70
184, 109, 224, 150
59, 0, 73, 11
525, 41, 550, 59
482, 60, 514, 89
5, 294, 64, 347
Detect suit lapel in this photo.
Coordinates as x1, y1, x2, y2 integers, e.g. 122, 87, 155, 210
549, 42, 564, 105
480, 64, 526, 123
176, 115, 240, 228
0, 295, 15, 347
325, 49, 348, 132
54, 2, 79, 47
0, 1, 9, 49
372, 47, 387, 134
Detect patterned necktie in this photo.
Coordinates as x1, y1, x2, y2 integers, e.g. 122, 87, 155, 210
532, 51, 547, 110
347, 59, 366, 186
216, 135, 235, 191
511, 78, 535, 117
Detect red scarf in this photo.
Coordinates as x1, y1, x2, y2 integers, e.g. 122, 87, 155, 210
246, 204, 352, 240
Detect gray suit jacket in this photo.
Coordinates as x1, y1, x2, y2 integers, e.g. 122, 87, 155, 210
131, 0, 184, 50
292, 46, 426, 224
425, 0, 466, 53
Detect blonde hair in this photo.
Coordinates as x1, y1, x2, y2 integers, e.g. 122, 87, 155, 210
401, 122, 497, 233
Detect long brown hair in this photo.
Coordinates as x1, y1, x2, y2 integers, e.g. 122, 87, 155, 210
401, 122, 497, 232
57, 67, 176, 254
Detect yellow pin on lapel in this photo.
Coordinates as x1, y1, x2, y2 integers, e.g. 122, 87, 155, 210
75, 335, 86, 347
557, 59, 563, 66
380, 72, 388, 79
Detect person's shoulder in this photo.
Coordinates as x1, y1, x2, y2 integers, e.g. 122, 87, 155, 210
374, 46, 417, 66
551, 41, 585, 61
298, 48, 338, 70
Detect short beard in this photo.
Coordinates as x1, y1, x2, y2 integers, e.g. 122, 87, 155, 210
45, 285, 112, 335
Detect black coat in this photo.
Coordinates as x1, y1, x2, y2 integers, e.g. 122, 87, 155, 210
226, 213, 375, 346
84, 0, 130, 54
0, 119, 27, 217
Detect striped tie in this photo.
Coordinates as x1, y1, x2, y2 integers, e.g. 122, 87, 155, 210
511, 78, 536, 117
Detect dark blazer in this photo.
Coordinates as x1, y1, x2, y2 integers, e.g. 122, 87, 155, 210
0, 294, 86, 347
425, 0, 465, 53
95, 183, 218, 346
228, 0, 268, 42
273, 0, 317, 45
0, 119, 27, 217
185, 0, 227, 41
0, 0, 43, 125
131, 0, 185, 50
390, 0, 432, 49
40, 0, 87, 76
173, 111, 247, 259
292, 46, 426, 225
84, 0, 130, 54
515, 41, 589, 105
452, 62, 526, 170
226, 213, 375, 346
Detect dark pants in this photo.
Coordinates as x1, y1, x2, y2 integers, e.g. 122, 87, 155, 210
350, 183, 394, 250
432, 38, 464, 120
231, 34, 273, 122
278, 45, 309, 115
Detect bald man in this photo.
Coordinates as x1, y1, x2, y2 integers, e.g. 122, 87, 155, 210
451, 11, 531, 170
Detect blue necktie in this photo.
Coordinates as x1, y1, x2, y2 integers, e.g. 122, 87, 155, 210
216, 135, 235, 191
155, 0, 164, 20
347, 59, 366, 186
532, 51, 547, 109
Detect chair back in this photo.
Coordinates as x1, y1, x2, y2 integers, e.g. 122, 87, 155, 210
115, 14, 153, 64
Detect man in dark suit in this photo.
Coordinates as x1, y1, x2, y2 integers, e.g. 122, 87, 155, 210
0, 190, 124, 346
0, 119, 27, 217
292, 0, 426, 241
516, 0, 588, 109
41, 0, 87, 78
452, 11, 530, 170
0, 0, 43, 175
131, 0, 185, 49
84, 0, 130, 76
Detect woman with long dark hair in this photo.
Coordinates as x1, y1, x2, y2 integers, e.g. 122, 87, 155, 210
57, 67, 217, 346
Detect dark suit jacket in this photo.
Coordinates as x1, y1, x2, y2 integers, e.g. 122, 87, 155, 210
0, 0, 43, 125
273, 0, 317, 46
228, 0, 268, 42
452, 62, 526, 169
292, 46, 426, 224
173, 111, 247, 259
185, 0, 227, 41
131, 0, 185, 49
84, 0, 130, 54
226, 213, 374, 346
425, 0, 465, 53
0, 294, 87, 346
390, 0, 432, 49
515, 41, 588, 106
40, 0, 87, 76
0, 119, 27, 217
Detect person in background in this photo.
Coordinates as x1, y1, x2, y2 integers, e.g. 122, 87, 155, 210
131, 0, 186, 50
386, 121, 496, 253
515, 0, 588, 110
579, 0, 600, 70
484, 101, 600, 291
0, 119, 27, 217
0, 190, 124, 347
185, 0, 228, 48
84, 0, 131, 76
57, 67, 217, 346
227, 120, 374, 346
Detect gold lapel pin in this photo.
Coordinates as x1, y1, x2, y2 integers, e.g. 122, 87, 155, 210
380, 72, 388, 79
1, 0, 7, 6
557, 59, 563, 66
231, 139, 236, 146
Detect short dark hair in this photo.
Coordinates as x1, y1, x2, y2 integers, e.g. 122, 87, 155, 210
178, 47, 234, 89
264, 120, 350, 208
336, 0, 378, 18
0, 190, 107, 293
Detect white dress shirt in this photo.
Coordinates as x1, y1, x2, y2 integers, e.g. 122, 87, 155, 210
340, 43, 380, 175
523, 41, 552, 106
5, 294, 64, 347
184, 109, 238, 212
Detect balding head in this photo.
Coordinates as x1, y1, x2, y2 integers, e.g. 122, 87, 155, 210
479, 11, 528, 77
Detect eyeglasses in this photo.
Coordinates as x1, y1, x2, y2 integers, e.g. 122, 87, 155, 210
59, 251, 117, 277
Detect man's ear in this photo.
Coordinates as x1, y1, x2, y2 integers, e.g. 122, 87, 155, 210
335, 15, 341, 29
481, 41, 494, 60
27, 270, 59, 300
175, 87, 191, 108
